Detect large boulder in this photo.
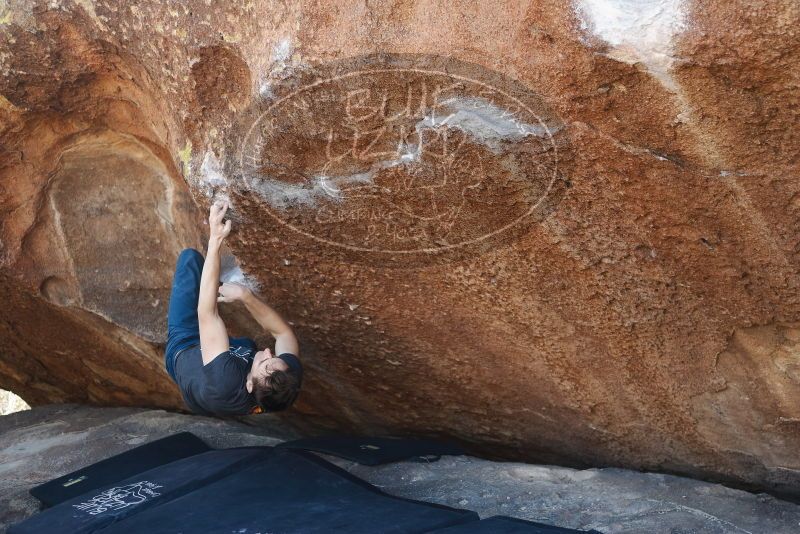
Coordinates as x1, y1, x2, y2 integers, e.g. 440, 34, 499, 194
0, 0, 798, 497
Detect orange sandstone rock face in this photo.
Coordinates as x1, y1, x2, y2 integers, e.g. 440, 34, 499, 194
0, 0, 798, 497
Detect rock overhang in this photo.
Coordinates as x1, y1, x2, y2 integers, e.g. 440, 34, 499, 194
0, 0, 798, 500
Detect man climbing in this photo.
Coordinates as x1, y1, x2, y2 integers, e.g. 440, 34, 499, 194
164, 200, 303, 416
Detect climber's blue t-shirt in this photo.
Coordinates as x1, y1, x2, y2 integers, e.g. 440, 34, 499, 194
174, 338, 258, 416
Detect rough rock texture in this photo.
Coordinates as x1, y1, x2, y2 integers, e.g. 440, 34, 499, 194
1, 0, 799, 499
4, 406, 800, 534
346, 458, 800, 534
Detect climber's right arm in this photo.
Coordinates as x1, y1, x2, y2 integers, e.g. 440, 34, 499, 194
198, 201, 231, 366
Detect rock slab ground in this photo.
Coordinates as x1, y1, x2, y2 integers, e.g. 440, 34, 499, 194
2, 405, 800, 534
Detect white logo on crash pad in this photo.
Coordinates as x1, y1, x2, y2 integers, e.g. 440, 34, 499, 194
73, 481, 162, 515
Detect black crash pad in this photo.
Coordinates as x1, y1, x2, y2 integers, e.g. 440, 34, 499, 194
430, 515, 603, 533
29, 431, 210, 507
277, 435, 465, 465
99, 448, 479, 534
11, 447, 267, 534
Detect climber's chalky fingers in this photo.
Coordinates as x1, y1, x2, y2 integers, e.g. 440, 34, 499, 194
209, 201, 231, 241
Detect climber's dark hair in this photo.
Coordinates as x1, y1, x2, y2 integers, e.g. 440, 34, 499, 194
253, 369, 300, 412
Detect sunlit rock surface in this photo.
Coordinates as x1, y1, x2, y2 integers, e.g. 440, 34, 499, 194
0, 0, 798, 498
0, 390, 29, 415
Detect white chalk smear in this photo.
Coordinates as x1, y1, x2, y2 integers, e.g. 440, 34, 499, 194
249, 97, 555, 209
197, 151, 232, 205
256, 38, 296, 98
248, 171, 375, 209
259, 81, 274, 98
317, 172, 375, 199
220, 259, 260, 292
260, 37, 294, 83
273, 38, 293, 65
418, 97, 557, 152
576, 0, 687, 91
201, 151, 227, 187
